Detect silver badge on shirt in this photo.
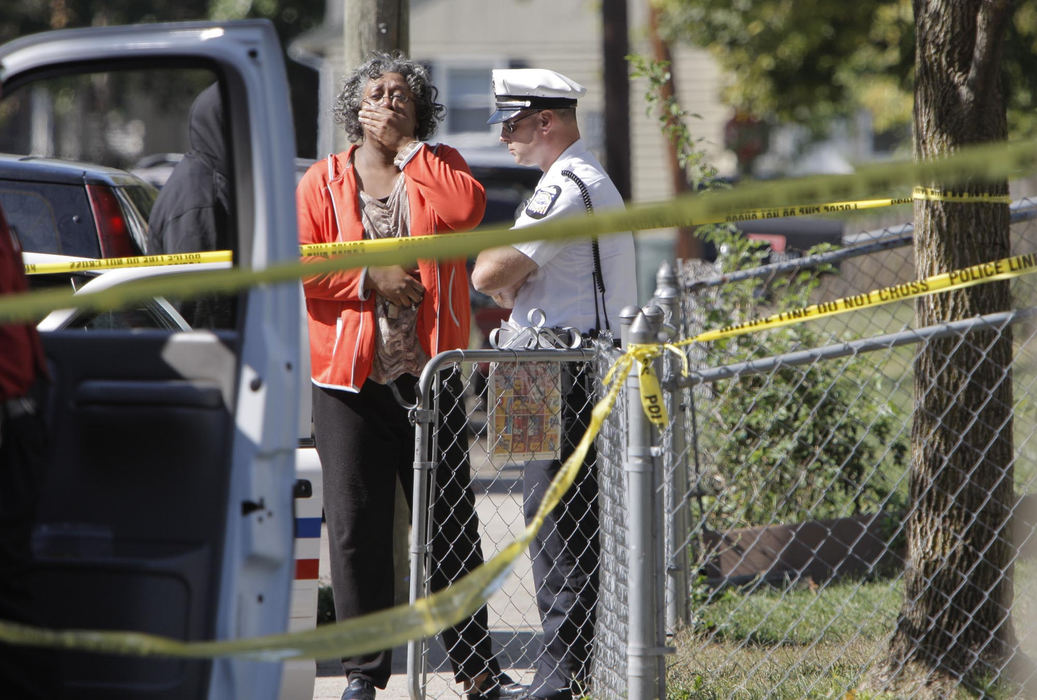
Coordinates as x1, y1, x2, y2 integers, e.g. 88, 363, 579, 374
525, 185, 561, 219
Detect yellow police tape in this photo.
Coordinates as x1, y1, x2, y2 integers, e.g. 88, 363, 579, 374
622, 251, 1037, 437
687, 251, 1037, 344
623, 343, 690, 427
1, 256, 1034, 662
25, 190, 1006, 277
0, 348, 630, 662
911, 186, 1013, 204
23, 250, 232, 276
6, 134, 1037, 324
20, 195, 908, 277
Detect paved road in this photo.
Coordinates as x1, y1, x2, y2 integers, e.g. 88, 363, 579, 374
312, 458, 539, 700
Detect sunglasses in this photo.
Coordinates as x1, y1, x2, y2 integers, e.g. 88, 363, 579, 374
502, 110, 542, 134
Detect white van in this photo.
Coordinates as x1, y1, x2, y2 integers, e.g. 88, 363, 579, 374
1, 21, 310, 700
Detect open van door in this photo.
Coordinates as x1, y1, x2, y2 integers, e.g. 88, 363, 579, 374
0, 21, 301, 699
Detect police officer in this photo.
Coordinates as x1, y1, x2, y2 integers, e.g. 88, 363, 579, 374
472, 68, 637, 700
0, 206, 53, 698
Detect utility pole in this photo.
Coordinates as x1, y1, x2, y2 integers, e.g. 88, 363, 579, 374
337, 0, 409, 151
602, 0, 631, 201
339, 0, 411, 605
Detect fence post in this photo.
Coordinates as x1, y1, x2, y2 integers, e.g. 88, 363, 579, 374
624, 305, 666, 700
407, 380, 437, 700
653, 261, 690, 632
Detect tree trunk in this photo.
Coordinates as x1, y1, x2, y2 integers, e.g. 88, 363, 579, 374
885, 0, 1017, 693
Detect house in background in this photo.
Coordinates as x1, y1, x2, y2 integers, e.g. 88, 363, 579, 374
411, 0, 737, 302
291, 0, 734, 302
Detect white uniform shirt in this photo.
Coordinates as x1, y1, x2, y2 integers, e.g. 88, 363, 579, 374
510, 139, 637, 335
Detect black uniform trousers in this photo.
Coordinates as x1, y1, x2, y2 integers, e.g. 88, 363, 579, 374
522, 364, 599, 698
0, 401, 55, 699
314, 372, 500, 688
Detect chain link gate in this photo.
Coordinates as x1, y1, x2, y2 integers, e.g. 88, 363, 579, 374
407, 340, 617, 699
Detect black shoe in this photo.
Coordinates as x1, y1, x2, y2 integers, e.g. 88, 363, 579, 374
467, 672, 529, 699
341, 677, 376, 700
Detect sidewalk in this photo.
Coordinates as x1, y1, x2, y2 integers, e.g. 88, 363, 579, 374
312, 465, 537, 700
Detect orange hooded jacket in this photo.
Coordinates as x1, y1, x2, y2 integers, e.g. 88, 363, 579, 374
297, 143, 483, 392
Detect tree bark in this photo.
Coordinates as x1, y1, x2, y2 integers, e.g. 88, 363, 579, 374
885, 0, 1017, 693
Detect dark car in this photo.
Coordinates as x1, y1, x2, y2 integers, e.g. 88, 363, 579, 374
463, 152, 541, 228
0, 153, 157, 259
734, 216, 844, 262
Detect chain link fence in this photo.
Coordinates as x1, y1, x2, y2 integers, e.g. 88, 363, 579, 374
655, 197, 1037, 698
406, 196, 1037, 698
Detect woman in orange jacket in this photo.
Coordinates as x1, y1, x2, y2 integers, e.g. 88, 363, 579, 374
297, 52, 523, 700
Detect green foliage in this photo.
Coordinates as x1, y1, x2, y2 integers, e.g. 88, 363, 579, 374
0, 0, 211, 43
696, 576, 902, 646
656, 0, 901, 129
657, 0, 1037, 142
631, 53, 909, 528
701, 289, 909, 528
697, 212, 910, 529
628, 53, 723, 192
317, 583, 336, 625
0, 1, 322, 44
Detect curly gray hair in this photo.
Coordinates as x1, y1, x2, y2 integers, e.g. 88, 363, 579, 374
333, 51, 445, 143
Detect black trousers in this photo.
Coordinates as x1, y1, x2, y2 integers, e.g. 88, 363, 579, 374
522, 365, 599, 697
0, 404, 55, 699
313, 373, 500, 687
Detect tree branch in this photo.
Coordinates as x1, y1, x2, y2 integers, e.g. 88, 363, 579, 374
963, 0, 1013, 110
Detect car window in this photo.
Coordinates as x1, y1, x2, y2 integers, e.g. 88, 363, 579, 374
27, 269, 188, 332
120, 183, 156, 220
64, 303, 181, 331
0, 182, 98, 256
1, 65, 238, 330
0, 68, 217, 168
116, 183, 158, 253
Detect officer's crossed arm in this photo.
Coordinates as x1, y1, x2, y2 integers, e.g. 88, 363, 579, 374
472, 245, 538, 309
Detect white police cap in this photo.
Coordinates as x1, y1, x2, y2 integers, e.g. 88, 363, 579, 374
487, 68, 587, 124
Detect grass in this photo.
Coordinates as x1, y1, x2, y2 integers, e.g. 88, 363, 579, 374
668, 560, 1037, 699
668, 577, 901, 699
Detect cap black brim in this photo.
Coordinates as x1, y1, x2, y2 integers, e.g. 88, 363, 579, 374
487, 107, 524, 124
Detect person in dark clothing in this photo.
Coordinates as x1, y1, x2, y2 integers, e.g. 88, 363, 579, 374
147, 82, 235, 328
0, 205, 54, 699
